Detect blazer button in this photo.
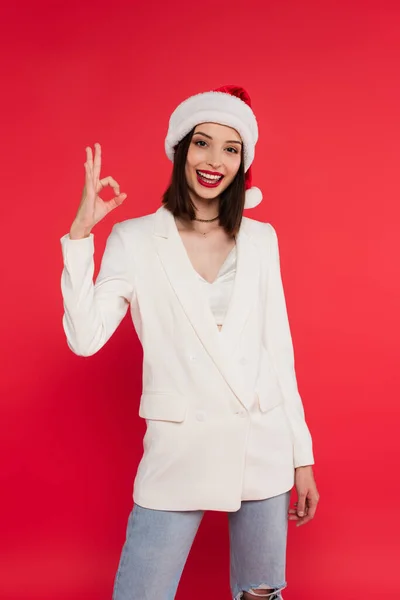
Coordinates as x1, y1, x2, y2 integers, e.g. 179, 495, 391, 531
189, 354, 197, 362
236, 410, 247, 418
239, 357, 247, 366
195, 410, 206, 421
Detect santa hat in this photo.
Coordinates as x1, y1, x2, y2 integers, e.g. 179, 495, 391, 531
165, 84, 263, 209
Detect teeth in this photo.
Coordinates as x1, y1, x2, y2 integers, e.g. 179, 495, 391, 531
197, 171, 222, 181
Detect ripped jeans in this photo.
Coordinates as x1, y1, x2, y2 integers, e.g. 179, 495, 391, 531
112, 490, 290, 600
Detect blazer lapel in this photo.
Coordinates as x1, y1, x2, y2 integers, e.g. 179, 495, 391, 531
153, 206, 221, 351
153, 206, 260, 407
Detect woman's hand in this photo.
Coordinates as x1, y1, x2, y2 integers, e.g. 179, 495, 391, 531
69, 143, 127, 239
288, 466, 320, 527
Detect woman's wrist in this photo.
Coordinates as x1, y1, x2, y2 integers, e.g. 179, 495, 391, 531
69, 222, 92, 240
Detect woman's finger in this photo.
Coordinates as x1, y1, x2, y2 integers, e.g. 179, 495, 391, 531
84, 161, 94, 192
296, 513, 313, 527
85, 146, 94, 175
102, 193, 127, 215
96, 175, 121, 195
93, 142, 101, 181
296, 491, 307, 517
305, 494, 318, 519
288, 507, 309, 519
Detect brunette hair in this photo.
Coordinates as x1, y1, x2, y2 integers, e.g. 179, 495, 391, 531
161, 127, 246, 237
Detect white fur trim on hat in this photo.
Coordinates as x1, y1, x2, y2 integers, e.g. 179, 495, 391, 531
244, 187, 263, 209
165, 91, 259, 172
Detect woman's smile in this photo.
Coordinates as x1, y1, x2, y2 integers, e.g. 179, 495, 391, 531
196, 169, 224, 188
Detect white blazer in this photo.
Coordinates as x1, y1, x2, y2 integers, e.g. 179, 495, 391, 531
60, 205, 314, 511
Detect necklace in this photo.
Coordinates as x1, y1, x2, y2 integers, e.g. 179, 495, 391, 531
176, 215, 219, 237
193, 215, 219, 223
194, 214, 219, 236
192, 214, 220, 236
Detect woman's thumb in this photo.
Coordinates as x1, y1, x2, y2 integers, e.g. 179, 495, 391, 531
114, 193, 127, 208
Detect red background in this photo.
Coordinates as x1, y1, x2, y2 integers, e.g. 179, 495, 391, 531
1, 1, 399, 598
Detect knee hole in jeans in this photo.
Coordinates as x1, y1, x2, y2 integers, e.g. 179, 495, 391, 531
238, 585, 283, 599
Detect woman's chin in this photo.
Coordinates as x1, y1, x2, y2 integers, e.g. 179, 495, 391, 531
189, 182, 225, 202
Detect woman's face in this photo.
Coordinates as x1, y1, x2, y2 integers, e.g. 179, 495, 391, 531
185, 122, 242, 201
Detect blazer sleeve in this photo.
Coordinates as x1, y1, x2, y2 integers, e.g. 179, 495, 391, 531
60, 223, 135, 357
264, 224, 315, 468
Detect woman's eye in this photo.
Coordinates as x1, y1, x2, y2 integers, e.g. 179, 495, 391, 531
195, 140, 207, 147
226, 146, 238, 154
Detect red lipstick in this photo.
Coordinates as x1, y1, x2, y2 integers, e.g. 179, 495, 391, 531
196, 169, 224, 188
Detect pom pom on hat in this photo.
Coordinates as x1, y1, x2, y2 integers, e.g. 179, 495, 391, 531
244, 186, 263, 208
165, 84, 263, 209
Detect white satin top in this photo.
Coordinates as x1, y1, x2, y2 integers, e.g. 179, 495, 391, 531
196, 245, 237, 326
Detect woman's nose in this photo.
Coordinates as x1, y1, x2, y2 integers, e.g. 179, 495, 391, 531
207, 153, 222, 169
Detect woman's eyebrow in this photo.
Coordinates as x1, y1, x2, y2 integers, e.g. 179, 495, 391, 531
193, 131, 242, 145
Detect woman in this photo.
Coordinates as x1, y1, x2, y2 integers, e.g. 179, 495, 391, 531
60, 85, 319, 600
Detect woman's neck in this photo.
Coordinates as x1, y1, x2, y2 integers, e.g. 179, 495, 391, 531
191, 198, 220, 221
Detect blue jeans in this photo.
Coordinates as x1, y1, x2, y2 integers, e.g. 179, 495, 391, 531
112, 490, 290, 600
